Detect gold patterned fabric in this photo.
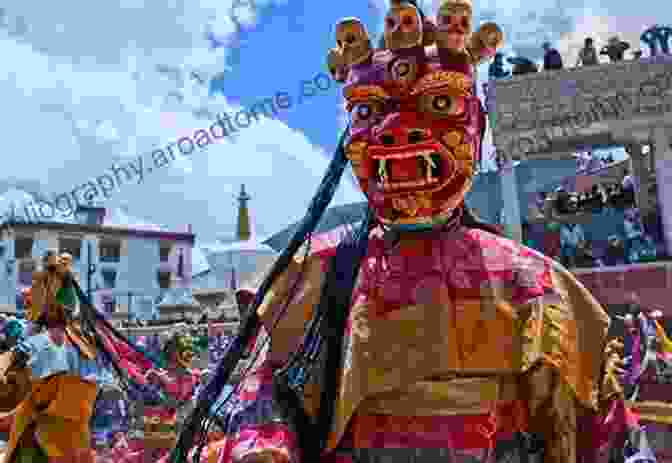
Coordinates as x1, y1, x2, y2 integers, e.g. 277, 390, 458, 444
4, 374, 97, 462
28, 271, 64, 323
358, 377, 502, 417
628, 401, 672, 425
256, 228, 611, 460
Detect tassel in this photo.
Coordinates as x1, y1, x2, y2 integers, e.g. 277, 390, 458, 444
654, 321, 672, 355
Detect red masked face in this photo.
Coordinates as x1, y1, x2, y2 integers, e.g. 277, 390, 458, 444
344, 69, 483, 229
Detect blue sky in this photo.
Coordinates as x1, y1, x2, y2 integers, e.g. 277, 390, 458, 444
0, 0, 669, 244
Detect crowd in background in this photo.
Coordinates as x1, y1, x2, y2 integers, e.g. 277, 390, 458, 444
522, 165, 661, 269
489, 24, 671, 79
552, 172, 637, 215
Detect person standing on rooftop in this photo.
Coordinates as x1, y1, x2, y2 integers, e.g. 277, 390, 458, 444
576, 37, 599, 66
542, 41, 563, 70
601, 36, 630, 62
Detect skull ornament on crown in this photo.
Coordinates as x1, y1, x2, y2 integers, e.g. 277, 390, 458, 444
328, 0, 503, 229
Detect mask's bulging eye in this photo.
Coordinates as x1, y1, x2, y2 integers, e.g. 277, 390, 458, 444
432, 96, 452, 111
356, 104, 372, 119
349, 101, 383, 125
418, 93, 465, 117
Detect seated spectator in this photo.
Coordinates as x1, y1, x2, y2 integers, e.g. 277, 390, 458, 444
600, 36, 630, 62
507, 56, 538, 75
588, 184, 605, 212
567, 193, 579, 213
603, 235, 627, 266
488, 52, 510, 79
577, 192, 589, 211
553, 187, 572, 214
576, 37, 599, 66
575, 239, 600, 268
603, 184, 617, 207
560, 222, 585, 268
612, 184, 633, 209
621, 168, 637, 206
542, 42, 564, 70
629, 235, 657, 263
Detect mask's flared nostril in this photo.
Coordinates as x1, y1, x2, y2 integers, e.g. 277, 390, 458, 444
408, 130, 424, 144
430, 153, 442, 177
380, 134, 395, 145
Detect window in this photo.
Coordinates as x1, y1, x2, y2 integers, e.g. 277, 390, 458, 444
0, 246, 5, 259
18, 260, 36, 286
157, 270, 172, 289
177, 250, 184, 278
15, 236, 34, 259
99, 240, 121, 263
159, 243, 172, 262
102, 295, 117, 313
101, 269, 117, 289
58, 237, 82, 261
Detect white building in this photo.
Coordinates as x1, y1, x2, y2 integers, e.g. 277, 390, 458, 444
0, 206, 196, 320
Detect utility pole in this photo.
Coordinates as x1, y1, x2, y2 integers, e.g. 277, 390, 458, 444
87, 241, 97, 301
127, 291, 132, 336
6, 259, 15, 306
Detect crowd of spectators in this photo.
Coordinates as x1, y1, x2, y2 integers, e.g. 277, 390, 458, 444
522, 164, 656, 269
550, 179, 636, 216
489, 33, 645, 79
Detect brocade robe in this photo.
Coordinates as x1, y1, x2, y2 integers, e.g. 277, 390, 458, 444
215, 226, 612, 462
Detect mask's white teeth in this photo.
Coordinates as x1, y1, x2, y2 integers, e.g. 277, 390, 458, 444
422, 154, 436, 181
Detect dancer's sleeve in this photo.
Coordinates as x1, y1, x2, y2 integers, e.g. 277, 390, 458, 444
256, 253, 328, 366
211, 253, 331, 463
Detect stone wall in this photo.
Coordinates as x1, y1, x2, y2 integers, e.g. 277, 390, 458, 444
490, 57, 672, 160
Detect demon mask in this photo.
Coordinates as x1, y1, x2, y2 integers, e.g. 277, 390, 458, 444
336, 2, 501, 229
166, 333, 196, 369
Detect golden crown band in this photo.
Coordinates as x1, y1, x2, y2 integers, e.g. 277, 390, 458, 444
343, 85, 390, 104
438, 0, 473, 14
411, 71, 473, 96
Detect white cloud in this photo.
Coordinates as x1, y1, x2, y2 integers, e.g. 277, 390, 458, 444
0, 0, 364, 243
